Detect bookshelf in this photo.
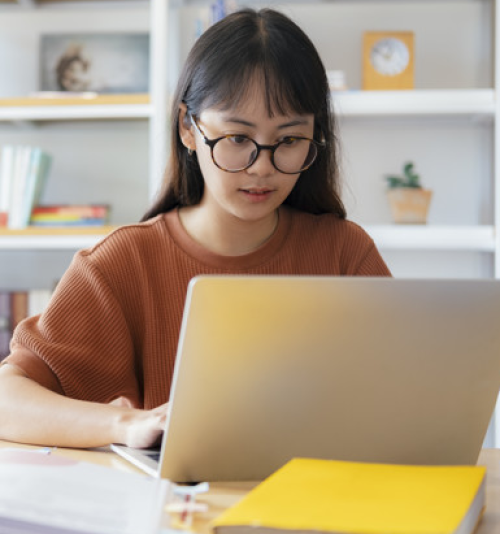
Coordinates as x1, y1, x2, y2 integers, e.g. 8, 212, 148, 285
1, 1, 495, 265
0, 3, 495, 268
297, 0, 496, 280
0, 0, 167, 255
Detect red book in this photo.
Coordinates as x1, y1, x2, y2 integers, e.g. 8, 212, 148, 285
10, 292, 28, 331
0, 292, 10, 360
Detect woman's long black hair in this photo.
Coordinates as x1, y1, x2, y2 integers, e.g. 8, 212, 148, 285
142, 8, 346, 221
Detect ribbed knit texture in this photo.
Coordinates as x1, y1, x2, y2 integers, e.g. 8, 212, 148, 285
6, 206, 390, 409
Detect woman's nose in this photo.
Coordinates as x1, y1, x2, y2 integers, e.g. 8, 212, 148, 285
246, 147, 276, 177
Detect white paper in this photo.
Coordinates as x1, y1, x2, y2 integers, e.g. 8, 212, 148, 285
0, 449, 170, 534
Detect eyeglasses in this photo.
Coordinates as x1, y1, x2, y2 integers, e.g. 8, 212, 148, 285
190, 115, 323, 174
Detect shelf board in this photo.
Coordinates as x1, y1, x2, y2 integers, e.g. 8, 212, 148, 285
0, 1, 148, 6
0, 224, 494, 252
0, 94, 152, 121
0, 226, 116, 250
1, 90, 492, 121
332, 89, 495, 117
364, 225, 495, 252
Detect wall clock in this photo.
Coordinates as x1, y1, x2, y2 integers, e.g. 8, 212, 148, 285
363, 31, 414, 90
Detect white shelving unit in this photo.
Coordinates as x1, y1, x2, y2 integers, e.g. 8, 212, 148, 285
296, 0, 498, 278
0, 0, 496, 260
332, 87, 497, 258
0, 0, 169, 256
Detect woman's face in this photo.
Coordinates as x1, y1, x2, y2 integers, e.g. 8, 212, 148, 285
181, 81, 315, 226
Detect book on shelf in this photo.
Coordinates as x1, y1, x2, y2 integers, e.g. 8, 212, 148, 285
30, 204, 110, 227
0, 448, 169, 534
0, 145, 52, 230
212, 458, 486, 534
0, 292, 10, 361
0, 289, 52, 361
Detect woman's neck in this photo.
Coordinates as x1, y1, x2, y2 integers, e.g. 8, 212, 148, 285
178, 206, 279, 256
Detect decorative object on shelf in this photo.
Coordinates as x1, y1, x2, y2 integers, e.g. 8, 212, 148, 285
385, 162, 432, 224
40, 33, 150, 93
327, 70, 348, 91
363, 31, 414, 90
194, 0, 239, 38
210, 0, 238, 25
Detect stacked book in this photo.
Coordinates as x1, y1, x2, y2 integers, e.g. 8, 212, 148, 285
0, 289, 52, 361
30, 204, 110, 227
0, 145, 52, 230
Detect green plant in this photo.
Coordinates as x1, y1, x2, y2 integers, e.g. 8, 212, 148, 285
385, 162, 422, 189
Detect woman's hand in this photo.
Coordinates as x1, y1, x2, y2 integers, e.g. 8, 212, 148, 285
0, 363, 170, 449
116, 402, 170, 449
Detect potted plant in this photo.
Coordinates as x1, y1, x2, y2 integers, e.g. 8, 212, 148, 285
385, 162, 432, 224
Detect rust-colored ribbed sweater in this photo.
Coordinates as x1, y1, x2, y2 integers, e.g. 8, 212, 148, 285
6, 206, 390, 408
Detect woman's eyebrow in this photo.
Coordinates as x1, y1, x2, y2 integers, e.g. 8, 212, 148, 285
223, 117, 255, 127
277, 119, 311, 130
222, 117, 312, 129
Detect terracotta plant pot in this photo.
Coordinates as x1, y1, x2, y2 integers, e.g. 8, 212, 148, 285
387, 188, 433, 224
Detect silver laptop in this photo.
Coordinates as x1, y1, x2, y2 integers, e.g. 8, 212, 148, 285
112, 276, 500, 482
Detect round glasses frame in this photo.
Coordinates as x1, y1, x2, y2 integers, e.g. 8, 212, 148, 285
190, 115, 324, 175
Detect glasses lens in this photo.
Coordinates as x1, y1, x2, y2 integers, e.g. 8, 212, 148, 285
212, 137, 257, 172
212, 136, 319, 173
274, 139, 318, 173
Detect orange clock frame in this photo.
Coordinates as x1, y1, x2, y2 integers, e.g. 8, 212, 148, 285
363, 31, 414, 90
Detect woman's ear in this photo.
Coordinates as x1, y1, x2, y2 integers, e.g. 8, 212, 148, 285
178, 103, 196, 153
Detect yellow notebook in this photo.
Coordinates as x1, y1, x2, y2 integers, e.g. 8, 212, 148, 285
212, 458, 486, 534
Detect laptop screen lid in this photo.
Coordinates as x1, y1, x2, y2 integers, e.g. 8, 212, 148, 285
133, 276, 500, 482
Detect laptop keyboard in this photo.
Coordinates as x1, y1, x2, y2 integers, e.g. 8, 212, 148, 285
143, 447, 161, 463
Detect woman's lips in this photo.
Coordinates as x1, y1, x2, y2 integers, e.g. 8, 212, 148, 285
239, 188, 274, 202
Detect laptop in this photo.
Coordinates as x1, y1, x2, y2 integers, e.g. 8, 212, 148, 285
112, 276, 500, 482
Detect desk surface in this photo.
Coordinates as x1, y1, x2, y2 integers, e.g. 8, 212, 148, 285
0, 440, 499, 534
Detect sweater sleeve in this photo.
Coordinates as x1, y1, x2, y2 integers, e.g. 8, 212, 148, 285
340, 222, 392, 276
5, 251, 142, 406
352, 241, 392, 276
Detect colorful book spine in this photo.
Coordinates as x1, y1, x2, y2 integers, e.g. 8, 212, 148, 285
0, 145, 53, 230
30, 204, 110, 226
0, 145, 113, 229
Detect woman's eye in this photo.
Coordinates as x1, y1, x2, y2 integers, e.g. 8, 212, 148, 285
228, 135, 251, 145
281, 137, 299, 146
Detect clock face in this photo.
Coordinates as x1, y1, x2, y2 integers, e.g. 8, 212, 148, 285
370, 37, 410, 76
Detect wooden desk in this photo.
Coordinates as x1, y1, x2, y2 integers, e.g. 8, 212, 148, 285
0, 440, 499, 533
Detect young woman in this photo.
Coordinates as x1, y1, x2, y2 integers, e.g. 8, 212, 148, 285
0, 8, 390, 448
